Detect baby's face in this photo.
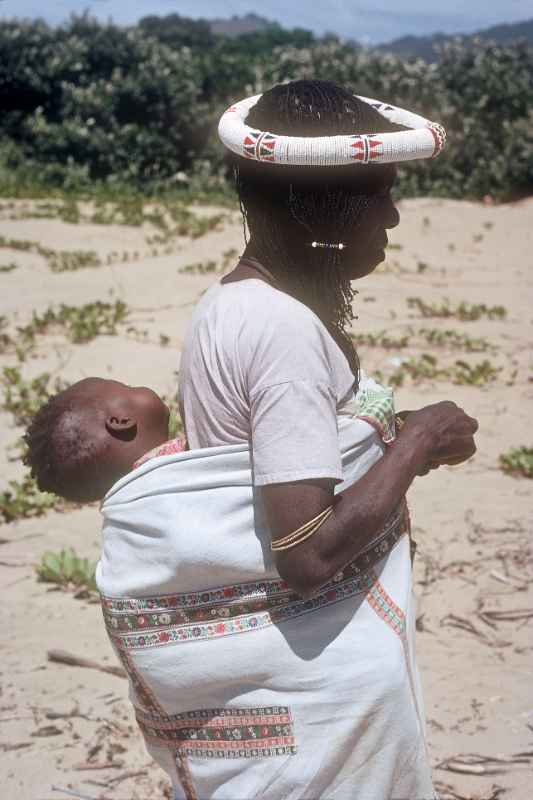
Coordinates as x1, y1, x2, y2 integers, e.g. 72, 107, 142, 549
67, 377, 170, 470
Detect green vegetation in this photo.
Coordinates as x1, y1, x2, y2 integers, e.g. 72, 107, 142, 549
178, 248, 240, 275
499, 446, 533, 479
1, 198, 81, 223
0, 235, 102, 272
1, 301, 130, 361
451, 359, 501, 385
351, 330, 411, 349
407, 297, 507, 321
351, 326, 494, 353
23, 300, 128, 346
179, 260, 218, 274
1, 367, 67, 426
417, 327, 494, 352
378, 354, 500, 388
0, 15, 531, 200
0, 474, 63, 522
0, 316, 10, 353
36, 547, 97, 592
0, 262, 17, 272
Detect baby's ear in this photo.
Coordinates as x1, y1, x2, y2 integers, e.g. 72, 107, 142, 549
106, 415, 137, 440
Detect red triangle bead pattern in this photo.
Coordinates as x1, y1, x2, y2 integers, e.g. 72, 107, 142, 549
350, 135, 383, 163
243, 130, 277, 161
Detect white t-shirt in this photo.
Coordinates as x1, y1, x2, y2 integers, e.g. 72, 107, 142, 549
178, 279, 356, 486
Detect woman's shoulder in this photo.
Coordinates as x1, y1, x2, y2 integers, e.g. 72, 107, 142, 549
189, 279, 348, 376
206, 279, 325, 328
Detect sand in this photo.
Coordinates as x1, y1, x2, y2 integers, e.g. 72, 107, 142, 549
1, 197, 532, 800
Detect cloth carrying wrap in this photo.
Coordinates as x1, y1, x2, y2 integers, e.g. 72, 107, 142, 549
97, 382, 436, 800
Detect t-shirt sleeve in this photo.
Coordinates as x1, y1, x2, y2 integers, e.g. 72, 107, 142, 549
245, 304, 344, 486
250, 379, 342, 485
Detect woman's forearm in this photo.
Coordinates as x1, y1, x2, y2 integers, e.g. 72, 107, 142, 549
275, 426, 430, 596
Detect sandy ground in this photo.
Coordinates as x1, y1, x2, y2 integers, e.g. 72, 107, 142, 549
1, 197, 532, 800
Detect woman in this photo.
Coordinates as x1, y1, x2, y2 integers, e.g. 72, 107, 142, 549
100, 80, 477, 799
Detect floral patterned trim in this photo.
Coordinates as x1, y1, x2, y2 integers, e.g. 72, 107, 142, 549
101, 501, 409, 649
107, 572, 376, 649
102, 500, 407, 620
136, 705, 297, 759
103, 575, 293, 616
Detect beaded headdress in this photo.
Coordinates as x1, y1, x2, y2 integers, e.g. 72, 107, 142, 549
218, 93, 446, 166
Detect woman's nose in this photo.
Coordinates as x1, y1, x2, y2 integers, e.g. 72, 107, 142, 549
384, 199, 400, 230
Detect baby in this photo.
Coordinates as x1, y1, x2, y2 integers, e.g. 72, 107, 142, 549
24, 378, 186, 502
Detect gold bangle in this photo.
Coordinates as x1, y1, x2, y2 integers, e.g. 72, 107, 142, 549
271, 506, 334, 552
271, 508, 333, 552
273, 504, 332, 544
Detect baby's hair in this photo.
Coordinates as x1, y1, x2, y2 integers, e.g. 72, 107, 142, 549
24, 387, 112, 502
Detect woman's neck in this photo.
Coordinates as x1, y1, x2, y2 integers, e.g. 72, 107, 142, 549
221, 248, 280, 288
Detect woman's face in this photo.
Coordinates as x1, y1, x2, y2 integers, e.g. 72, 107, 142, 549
342, 168, 400, 281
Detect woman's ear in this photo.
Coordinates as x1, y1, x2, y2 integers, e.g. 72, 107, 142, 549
106, 415, 137, 440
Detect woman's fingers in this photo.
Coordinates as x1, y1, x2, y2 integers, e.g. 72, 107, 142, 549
403, 402, 479, 468
434, 437, 477, 465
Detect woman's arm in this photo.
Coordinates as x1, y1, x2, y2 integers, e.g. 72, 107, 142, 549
260, 401, 478, 597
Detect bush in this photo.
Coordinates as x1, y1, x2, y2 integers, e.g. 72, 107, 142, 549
0, 15, 208, 187
259, 38, 533, 200
0, 15, 531, 199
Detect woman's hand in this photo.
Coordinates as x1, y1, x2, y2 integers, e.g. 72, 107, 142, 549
262, 401, 478, 598
398, 401, 478, 471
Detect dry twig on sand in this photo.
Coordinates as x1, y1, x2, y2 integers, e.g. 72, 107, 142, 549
441, 613, 511, 647
47, 649, 126, 678
0, 741, 33, 752
434, 781, 506, 800
437, 751, 533, 775
51, 785, 113, 800
479, 608, 533, 622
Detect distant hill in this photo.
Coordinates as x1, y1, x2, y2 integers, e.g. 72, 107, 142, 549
208, 13, 278, 38
377, 18, 533, 61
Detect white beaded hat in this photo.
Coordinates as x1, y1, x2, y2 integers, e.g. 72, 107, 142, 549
218, 93, 446, 166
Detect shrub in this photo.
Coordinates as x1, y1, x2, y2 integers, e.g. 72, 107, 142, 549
0, 16, 531, 199
0, 15, 208, 188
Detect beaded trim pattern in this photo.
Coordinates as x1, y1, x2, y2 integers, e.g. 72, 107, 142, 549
366, 576, 406, 636
365, 573, 427, 748
219, 93, 446, 166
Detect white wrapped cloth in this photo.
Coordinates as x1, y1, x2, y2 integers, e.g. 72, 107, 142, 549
97, 409, 436, 800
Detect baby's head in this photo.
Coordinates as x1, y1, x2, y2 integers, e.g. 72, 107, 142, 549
24, 378, 170, 502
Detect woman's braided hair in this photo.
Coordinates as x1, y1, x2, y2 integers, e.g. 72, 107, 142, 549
230, 79, 405, 389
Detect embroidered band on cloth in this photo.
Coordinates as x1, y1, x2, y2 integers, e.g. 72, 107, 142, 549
135, 705, 297, 758
101, 500, 410, 650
